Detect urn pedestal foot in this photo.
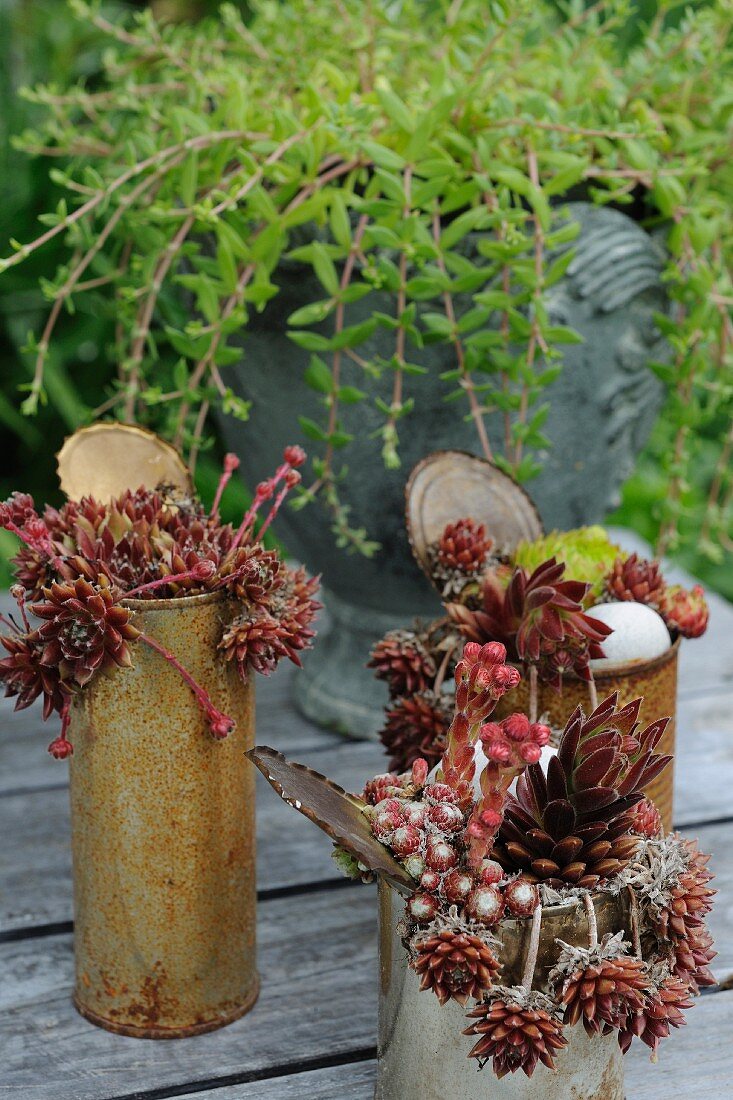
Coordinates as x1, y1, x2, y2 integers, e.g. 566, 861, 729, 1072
293, 588, 401, 738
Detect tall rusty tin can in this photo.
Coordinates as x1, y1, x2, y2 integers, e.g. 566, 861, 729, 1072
377, 882, 628, 1100
67, 590, 258, 1038
497, 640, 679, 830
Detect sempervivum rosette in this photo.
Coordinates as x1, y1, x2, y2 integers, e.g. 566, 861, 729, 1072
0, 446, 319, 757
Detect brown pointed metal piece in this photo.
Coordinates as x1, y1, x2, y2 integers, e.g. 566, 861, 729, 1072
405, 449, 543, 583
57, 422, 191, 501
247, 746, 414, 891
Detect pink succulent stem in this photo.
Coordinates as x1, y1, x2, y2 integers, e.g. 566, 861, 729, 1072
1, 516, 56, 561
137, 630, 234, 738
124, 564, 213, 601
59, 698, 71, 740
230, 481, 276, 550
230, 461, 293, 550
588, 671, 599, 713
209, 453, 240, 521
12, 587, 31, 632
256, 482, 290, 540
48, 699, 73, 759
528, 664, 538, 724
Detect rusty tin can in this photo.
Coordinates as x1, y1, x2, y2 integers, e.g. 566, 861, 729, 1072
68, 590, 258, 1038
377, 882, 628, 1100
498, 640, 679, 831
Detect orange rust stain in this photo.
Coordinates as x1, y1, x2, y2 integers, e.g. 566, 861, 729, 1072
119, 962, 173, 1025
69, 594, 258, 1036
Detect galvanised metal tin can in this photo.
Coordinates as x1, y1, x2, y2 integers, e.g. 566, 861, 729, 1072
497, 640, 679, 831
376, 882, 627, 1100
68, 590, 258, 1037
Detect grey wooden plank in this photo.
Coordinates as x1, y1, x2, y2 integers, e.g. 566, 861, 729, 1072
2, 705, 732, 935
0, 740, 384, 934
177, 1061, 379, 1099
674, 689, 733, 825
169, 990, 733, 1099
0, 885, 731, 1100
0, 659, 344, 796
0, 886, 378, 1100
683, 821, 733, 986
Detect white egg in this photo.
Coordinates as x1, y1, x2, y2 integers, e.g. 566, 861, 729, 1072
589, 601, 671, 667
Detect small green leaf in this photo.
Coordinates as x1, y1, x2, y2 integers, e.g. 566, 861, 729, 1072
339, 385, 366, 404
304, 354, 335, 394
298, 416, 329, 441
546, 325, 584, 345
288, 299, 334, 326
288, 330, 333, 351
361, 140, 406, 171
329, 193, 351, 250
311, 243, 339, 295
376, 82, 414, 132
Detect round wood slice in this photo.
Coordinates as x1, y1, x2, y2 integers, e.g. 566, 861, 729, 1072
405, 449, 543, 578
57, 423, 191, 501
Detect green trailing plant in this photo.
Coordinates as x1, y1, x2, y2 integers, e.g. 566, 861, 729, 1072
2, 0, 732, 562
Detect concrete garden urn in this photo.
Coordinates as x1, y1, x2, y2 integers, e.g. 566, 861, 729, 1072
220, 203, 668, 736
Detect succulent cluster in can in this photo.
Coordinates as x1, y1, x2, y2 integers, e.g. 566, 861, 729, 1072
0, 447, 320, 758
253, 640, 715, 1079
371, 522, 710, 774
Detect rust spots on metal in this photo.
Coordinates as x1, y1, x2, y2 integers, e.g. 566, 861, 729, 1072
497, 640, 680, 831
68, 590, 258, 1038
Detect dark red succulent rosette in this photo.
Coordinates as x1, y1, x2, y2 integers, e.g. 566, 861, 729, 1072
448, 558, 612, 688
0, 446, 320, 757
31, 577, 140, 688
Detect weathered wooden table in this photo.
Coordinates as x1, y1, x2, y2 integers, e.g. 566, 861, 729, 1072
2, 563, 733, 1100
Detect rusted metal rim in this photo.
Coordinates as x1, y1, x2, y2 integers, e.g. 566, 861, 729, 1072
72, 976, 260, 1039
404, 448, 543, 586
123, 588, 228, 611
507, 637, 679, 689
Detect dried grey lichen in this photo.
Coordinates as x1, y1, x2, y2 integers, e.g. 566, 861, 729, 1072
617, 835, 689, 919
405, 903, 501, 960
550, 930, 632, 987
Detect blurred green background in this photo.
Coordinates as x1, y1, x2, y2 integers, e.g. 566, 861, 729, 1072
0, 0, 729, 597
0, 0, 257, 577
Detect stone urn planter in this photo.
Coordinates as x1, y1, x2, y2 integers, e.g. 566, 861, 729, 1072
220, 203, 668, 736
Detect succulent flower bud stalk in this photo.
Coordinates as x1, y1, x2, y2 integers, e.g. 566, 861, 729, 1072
137, 630, 234, 739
